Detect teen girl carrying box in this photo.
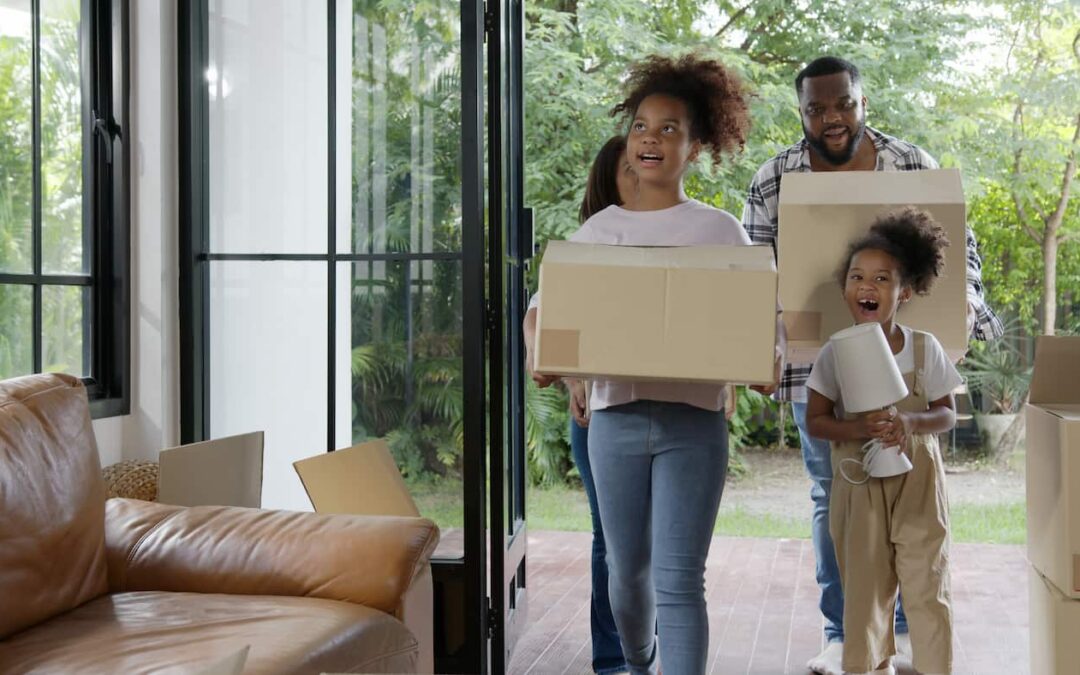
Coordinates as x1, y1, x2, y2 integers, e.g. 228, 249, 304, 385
524, 54, 783, 675
806, 208, 961, 675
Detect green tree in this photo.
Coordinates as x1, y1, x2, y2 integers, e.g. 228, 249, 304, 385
970, 0, 1079, 335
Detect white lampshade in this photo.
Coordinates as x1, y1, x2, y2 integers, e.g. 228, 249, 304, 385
830, 323, 909, 413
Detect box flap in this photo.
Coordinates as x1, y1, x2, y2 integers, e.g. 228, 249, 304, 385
777, 168, 963, 205
1032, 404, 1080, 421
1030, 336, 1080, 405
293, 439, 420, 517
158, 431, 264, 508
543, 240, 776, 272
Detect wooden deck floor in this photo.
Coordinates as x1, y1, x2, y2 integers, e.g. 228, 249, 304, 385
507, 531, 1029, 675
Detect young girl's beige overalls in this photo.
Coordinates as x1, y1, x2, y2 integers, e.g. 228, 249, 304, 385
829, 330, 953, 674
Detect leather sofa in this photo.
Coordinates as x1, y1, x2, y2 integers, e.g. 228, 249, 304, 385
0, 374, 439, 674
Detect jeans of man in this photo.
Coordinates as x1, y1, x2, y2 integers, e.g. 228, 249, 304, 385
791, 401, 909, 642
571, 418, 628, 674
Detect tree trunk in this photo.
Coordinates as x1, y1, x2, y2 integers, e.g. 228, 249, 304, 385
1043, 233, 1058, 335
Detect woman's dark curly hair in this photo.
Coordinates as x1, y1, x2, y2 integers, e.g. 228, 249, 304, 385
610, 54, 751, 164
836, 206, 951, 295
579, 135, 627, 224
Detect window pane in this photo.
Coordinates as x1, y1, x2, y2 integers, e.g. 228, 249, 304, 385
42, 283, 86, 376
40, 0, 84, 274
347, 1, 462, 256
0, 3, 33, 274
345, 259, 464, 558
207, 0, 328, 254
0, 284, 33, 378
210, 261, 327, 511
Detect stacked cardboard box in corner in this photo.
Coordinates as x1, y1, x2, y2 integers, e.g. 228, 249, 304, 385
1025, 336, 1080, 675
534, 241, 779, 385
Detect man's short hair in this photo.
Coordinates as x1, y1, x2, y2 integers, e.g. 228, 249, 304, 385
795, 56, 861, 96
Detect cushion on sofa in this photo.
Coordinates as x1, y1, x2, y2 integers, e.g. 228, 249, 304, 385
0, 374, 108, 639
0, 591, 419, 674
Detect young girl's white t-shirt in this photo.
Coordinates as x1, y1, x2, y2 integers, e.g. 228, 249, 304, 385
529, 199, 783, 412
805, 324, 963, 417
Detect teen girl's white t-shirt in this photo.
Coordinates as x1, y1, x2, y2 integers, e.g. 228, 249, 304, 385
805, 324, 963, 417
529, 199, 785, 412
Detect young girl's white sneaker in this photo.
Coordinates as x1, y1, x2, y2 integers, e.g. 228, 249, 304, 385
807, 641, 844, 675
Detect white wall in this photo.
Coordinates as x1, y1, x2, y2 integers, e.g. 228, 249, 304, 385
91, 0, 180, 465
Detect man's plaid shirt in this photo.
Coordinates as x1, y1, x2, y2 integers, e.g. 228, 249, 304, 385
741, 127, 1004, 403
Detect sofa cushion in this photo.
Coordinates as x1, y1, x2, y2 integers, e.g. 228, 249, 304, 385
0, 591, 420, 674
0, 374, 107, 639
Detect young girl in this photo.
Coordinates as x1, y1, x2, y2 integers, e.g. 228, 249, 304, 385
806, 207, 960, 675
525, 54, 781, 674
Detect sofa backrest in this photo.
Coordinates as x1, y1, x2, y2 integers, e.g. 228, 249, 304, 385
0, 374, 108, 639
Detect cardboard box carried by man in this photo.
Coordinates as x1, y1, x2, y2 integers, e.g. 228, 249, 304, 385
778, 168, 969, 363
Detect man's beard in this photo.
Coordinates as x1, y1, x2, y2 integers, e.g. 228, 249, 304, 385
804, 117, 867, 166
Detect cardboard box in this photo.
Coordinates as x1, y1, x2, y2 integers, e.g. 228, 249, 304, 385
1029, 564, 1080, 675
293, 439, 420, 517
534, 241, 778, 385
294, 441, 432, 674
1026, 336, 1080, 599
158, 431, 264, 508
777, 169, 968, 363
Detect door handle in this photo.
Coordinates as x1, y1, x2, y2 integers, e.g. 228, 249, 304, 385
92, 111, 116, 165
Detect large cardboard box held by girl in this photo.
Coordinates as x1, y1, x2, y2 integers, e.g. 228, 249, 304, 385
534, 241, 778, 385
1026, 336, 1080, 600
777, 169, 968, 364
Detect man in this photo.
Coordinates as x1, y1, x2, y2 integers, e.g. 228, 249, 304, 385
741, 56, 1002, 675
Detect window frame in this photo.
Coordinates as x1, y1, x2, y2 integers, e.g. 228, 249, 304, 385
0, 0, 129, 418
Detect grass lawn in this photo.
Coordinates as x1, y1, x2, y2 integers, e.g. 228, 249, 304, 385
411, 480, 1026, 545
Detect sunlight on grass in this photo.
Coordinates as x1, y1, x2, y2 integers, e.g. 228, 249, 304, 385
412, 482, 1026, 545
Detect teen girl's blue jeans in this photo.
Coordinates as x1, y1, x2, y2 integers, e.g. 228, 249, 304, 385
588, 400, 728, 675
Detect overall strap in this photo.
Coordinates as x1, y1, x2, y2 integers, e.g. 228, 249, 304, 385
912, 330, 927, 398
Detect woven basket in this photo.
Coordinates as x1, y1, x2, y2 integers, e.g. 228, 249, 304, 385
102, 460, 159, 502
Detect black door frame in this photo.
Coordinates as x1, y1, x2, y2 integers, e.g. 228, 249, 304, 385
486, 0, 530, 670
178, 1, 495, 672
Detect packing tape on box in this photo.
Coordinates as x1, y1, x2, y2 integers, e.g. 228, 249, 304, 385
1074, 555, 1080, 592
541, 329, 580, 368
784, 311, 822, 342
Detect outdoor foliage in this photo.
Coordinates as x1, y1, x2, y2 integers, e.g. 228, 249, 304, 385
1, 1, 1074, 484
0, 2, 85, 379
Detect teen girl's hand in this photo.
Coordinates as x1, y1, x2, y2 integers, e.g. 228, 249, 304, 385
749, 354, 782, 395
568, 379, 589, 428
525, 351, 560, 388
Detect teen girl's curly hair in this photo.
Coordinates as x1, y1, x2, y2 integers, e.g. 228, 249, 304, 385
610, 54, 751, 164
836, 206, 951, 295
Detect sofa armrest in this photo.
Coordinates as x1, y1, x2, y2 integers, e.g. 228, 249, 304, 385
104, 498, 439, 615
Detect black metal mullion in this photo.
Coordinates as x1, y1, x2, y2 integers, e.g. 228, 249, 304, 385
326, 0, 336, 453
31, 0, 42, 373
0, 273, 92, 286
179, 0, 211, 443
202, 251, 463, 262
461, 0, 487, 671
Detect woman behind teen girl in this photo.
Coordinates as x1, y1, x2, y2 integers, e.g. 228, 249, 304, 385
806, 207, 960, 675
568, 135, 638, 675
525, 54, 783, 675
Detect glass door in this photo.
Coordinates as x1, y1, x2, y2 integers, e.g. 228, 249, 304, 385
179, 0, 492, 671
